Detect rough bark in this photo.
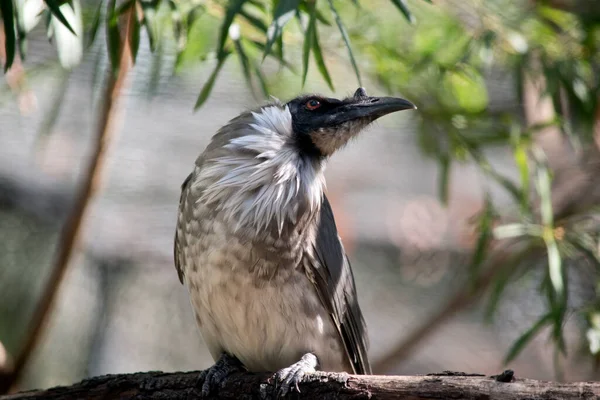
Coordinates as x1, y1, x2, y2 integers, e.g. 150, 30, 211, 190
2, 370, 599, 400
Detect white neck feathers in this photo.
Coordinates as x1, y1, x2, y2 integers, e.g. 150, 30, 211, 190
194, 105, 325, 234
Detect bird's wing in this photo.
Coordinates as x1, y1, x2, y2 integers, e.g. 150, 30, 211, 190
174, 172, 194, 284
308, 194, 371, 374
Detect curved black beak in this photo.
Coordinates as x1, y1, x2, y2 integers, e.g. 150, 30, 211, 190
346, 96, 416, 118
333, 87, 416, 124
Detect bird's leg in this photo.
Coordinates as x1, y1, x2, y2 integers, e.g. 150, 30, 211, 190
197, 353, 245, 396
271, 352, 318, 397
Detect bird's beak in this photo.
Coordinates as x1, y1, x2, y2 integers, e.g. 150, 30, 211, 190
345, 96, 416, 119
332, 88, 416, 124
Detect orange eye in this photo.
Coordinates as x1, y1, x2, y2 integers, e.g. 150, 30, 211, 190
306, 99, 321, 110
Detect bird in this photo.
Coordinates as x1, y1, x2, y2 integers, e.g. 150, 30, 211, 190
174, 87, 415, 396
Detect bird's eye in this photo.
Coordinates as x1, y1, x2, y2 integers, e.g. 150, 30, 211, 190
306, 99, 321, 110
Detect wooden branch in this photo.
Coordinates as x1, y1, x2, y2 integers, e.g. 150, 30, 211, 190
2, 370, 599, 400
0, 6, 137, 395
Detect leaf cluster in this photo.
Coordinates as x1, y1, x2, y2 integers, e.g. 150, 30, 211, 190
353, 0, 600, 366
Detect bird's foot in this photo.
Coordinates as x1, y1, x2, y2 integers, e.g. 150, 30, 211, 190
197, 353, 245, 397
271, 353, 318, 397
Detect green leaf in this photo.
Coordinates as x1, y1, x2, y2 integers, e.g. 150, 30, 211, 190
534, 162, 565, 320
186, 4, 205, 29
263, 0, 300, 60
533, 148, 553, 227
90, 41, 103, 95
248, 39, 295, 71
247, 0, 267, 12
301, 1, 317, 86
314, 8, 331, 26
470, 152, 523, 205
526, 117, 561, 134
13, 0, 28, 61
468, 197, 493, 279
276, 29, 286, 67
493, 223, 532, 239
174, 5, 213, 71
513, 138, 530, 212
299, 2, 331, 25
194, 51, 230, 110
253, 62, 269, 98
234, 37, 253, 96
49, 0, 83, 69
442, 67, 489, 113
35, 69, 71, 144
276, 31, 284, 66
389, 0, 414, 24
139, 0, 160, 51
485, 263, 515, 320
106, 1, 121, 76
568, 234, 600, 271
327, 0, 361, 86
545, 238, 563, 294
130, 7, 140, 64
504, 312, 553, 363
44, 0, 76, 35
146, 40, 163, 97
17, 34, 27, 62
484, 242, 539, 320
473, 154, 523, 205
438, 155, 450, 205
85, 1, 103, 49
17, 0, 43, 33
239, 8, 267, 33
1, 0, 16, 71
169, 0, 185, 51
312, 23, 334, 91
217, 0, 247, 59
44, 8, 52, 40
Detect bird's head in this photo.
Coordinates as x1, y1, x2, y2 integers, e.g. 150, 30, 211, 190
194, 87, 415, 233
286, 87, 416, 157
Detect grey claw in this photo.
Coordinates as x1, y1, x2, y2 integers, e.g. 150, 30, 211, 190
197, 353, 244, 397
271, 353, 318, 397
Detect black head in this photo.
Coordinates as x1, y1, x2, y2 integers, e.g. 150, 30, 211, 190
286, 87, 415, 158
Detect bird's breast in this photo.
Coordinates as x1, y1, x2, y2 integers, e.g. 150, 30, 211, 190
182, 213, 348, 373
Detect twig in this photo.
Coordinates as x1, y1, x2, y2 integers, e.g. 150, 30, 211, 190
0, 6, 137, 394
2, 370, 598, 400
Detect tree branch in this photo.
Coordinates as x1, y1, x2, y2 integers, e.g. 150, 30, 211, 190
0, 5, 137, 394
2, 370, 599, 400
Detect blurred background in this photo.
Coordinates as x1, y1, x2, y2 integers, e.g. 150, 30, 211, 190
1, 0, 600, 393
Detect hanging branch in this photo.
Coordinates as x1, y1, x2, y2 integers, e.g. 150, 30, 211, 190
0, 4, 137, 394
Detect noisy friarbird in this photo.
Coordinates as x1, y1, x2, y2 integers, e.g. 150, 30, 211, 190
174, 87, 415, 396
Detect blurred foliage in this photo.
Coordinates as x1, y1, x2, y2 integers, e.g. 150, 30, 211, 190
352, 0, 600, 367
0, 0, 421, 105
2, 0, 600, 372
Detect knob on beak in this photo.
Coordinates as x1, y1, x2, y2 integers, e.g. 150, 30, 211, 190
354, 87, 368, 99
